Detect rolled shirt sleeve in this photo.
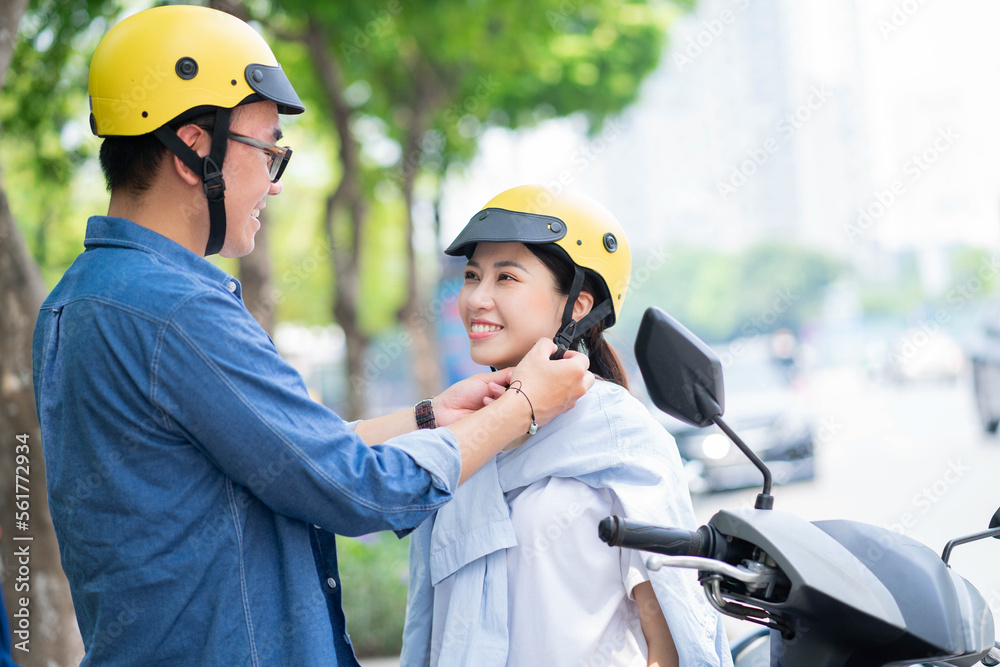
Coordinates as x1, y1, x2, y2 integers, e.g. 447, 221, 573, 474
384, 428, 462, 493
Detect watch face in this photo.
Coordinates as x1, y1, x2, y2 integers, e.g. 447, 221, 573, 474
415, 399, 435, 429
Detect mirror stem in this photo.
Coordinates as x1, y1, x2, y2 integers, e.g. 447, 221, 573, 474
712, 415, 774, 510
940, 525, 1000, 564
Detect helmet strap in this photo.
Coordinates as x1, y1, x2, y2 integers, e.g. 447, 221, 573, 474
551, 264, 613, 360
152, 107, 232, 256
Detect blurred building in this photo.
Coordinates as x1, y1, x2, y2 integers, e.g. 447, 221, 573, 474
577, 0, 871, 256
442, 0, 1000, 281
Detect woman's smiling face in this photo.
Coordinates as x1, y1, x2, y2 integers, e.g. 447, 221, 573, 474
458, 242, 568, 369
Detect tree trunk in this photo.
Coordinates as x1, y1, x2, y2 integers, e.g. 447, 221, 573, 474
325, 187, 370, 420
397, 151, 443, 400
303, 20, 370, 420
397, 65, 448, 402
208, 0, 244, 16
0, 0, 27, 81
0, 186, 81, 665
239, 208, 276, 336
0, 0, 83, 664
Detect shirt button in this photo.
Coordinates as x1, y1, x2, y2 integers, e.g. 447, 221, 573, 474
227, 281, 237, 293
326, 577, 337, 589
313, 524, 322, 530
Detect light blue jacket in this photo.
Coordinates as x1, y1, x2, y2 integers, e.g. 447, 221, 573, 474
401, 380, 733, 666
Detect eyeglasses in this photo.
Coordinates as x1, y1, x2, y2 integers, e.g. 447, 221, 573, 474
227, 132, 293, 183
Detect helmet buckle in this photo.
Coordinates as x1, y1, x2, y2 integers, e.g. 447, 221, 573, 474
553, 320, 578, 351
202, 157, 226, 202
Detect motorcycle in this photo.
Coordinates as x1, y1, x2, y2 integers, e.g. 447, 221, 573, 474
599, 306, 1000, 667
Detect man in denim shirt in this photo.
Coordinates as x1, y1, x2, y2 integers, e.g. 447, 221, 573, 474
32, 7, 593, 666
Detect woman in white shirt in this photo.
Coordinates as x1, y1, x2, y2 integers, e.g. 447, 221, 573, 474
401, 185, 732, 667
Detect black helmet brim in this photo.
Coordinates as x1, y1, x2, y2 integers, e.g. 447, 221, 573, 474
445, 208, 568, 259
245, 64, 305, 115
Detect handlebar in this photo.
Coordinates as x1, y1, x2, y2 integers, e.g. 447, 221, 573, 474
598, 516, 724, 558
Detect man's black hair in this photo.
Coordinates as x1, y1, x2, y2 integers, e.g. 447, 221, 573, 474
98, 110, 218, 195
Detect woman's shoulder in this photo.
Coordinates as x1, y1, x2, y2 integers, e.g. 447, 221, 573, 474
554, 380, 675, 457
587, 380, 663, 428
581, 378, 633, 409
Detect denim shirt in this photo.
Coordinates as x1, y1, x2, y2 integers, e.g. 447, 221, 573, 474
33, 216, 462, 666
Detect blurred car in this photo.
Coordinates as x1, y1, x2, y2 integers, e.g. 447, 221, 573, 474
663, 408, 816, 494
655, 335, 816, 494
970, 303, 1000, 434
887, 326, 965, 384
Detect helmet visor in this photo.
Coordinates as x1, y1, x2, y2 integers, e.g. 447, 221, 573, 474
245, 64, 305, 115
445, 208, 568, 258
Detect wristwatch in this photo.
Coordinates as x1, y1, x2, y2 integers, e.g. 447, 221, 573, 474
414, 398, 436, 429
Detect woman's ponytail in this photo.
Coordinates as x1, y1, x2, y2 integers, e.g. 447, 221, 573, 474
578, 324, 630, 391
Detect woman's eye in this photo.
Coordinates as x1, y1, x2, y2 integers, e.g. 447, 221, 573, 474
464, 271, 479, 280
498, 273, 515, 281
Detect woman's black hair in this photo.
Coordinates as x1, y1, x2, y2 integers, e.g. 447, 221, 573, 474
525, 244, 630, 391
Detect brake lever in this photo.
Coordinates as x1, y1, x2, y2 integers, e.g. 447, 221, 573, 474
645, 555, 778, 586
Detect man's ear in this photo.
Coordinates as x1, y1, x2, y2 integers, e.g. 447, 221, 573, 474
572, 290, 594, 321
170, 124, 210, 186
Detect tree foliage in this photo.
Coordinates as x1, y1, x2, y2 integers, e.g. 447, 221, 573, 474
250, 0, 691, 412
278, 0, 688, 180
4, 0, 691, 340
0, 0, 117, 279
2, 0, 116, 165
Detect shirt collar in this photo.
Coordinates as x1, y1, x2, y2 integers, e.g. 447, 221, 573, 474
84, 215, 240, 295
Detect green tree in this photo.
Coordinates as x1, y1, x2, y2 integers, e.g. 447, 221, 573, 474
261, 0, 692, 415
0, 1, 118, 663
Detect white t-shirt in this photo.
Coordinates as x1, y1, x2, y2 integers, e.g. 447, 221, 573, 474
504, 476, 651, 666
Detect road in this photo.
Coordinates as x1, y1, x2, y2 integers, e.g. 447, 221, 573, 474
361, 366, 1000, 663
691, 366, 1000, 645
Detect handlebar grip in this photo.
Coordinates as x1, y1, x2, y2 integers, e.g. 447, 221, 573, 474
598, 516, 705, 557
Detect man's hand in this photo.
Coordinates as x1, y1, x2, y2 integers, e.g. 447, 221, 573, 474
508, 338, 594, 427
442, 339, 592, 483
434, 367, 513, 427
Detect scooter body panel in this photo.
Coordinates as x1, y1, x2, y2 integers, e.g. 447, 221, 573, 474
815, 519, 996, 662
721, 513, 995, 666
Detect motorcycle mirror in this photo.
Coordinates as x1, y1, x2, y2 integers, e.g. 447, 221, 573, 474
634, 306, 725, 427
635, 306, 776, 509
991, 507, 1000, 537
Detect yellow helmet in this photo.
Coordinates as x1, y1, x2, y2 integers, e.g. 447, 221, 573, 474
89, 5, 303, 137
446, 185, 632, 336
88, 5, 304, 256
